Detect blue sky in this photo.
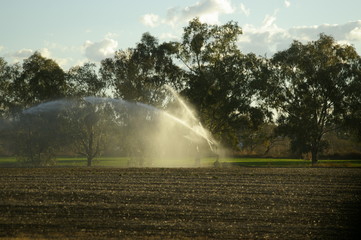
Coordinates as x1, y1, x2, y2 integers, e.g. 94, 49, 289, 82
1, 0, 360, 69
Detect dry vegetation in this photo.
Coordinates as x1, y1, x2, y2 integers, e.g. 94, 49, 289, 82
1, 167, 360, 239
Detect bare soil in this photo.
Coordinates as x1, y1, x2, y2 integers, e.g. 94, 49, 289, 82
0, 167, 360, 239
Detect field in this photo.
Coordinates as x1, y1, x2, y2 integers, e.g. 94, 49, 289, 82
1, 156, 361, 168
1, 167, 360, 239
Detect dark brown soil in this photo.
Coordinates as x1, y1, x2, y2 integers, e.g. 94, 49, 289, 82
1, 167, 360, 239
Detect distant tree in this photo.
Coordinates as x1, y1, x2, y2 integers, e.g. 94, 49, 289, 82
0, 58, 21, 116
344, 58, 361, 141
269, 34, 361, 164
67, 63, 106, 97
60, 99, 117, 166
100, 33, 183, 108
0, 54, 72, 163
0, 58, 12, 116
174, 18, 267, 148
239, 123, 283, 156
11, 110, 63, 166
13, 52, 67, 108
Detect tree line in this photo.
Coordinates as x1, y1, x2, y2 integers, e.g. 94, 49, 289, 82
1, 18, 360, 165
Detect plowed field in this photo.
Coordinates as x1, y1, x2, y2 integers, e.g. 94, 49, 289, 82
1, 167, 360, 239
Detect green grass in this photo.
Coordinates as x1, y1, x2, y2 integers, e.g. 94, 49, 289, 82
203, 157, 312, 167
214, 158, 361, 168
56, 157, 130, 167
1, 156, 361, 168
0, 157, 18, 167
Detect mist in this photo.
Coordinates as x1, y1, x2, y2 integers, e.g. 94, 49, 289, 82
8, 86, 220, 167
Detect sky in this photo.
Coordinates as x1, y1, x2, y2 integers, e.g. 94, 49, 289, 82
1, 0, 360, 70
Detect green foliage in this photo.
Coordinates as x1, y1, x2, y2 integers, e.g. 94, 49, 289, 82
1, 21, 361, 162
269, 34, 361, 163
0, 58, 11, 116
344, 58, 361, 140
100, 33, 183, 108
0, 58, 21, 116
14, 52, 67, 108
59, 99, 119, 166
11, 111, 63, 166
175, 18, 267, 148
67, 62, 106, 97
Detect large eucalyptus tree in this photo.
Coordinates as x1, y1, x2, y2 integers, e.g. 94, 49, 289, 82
14, 52, 67, 108
269, 34, 361, 163
174, 18, 267, 147
100, 33, 183, 108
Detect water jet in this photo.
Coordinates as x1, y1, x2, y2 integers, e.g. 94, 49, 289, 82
16, 87, 218, 167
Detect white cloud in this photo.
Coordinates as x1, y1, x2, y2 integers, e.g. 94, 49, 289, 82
39, 48, 51, 58
162, 0, 235, 26
55, 58, 71, 69
284, 0, 291, 8
239, 10, 287, 55
239, 20, 361, 56
289, 21, 361, 41
0, 46, 3, 52
73, 59, 88, 67
83, 38, 118, 62
44, 41, 69, 52
262, 14, 277, 29
261, 9, 279, 30
13, 48, 34, 59
10, 48, 50, 60
347, 26, 361, 41
240, 3, 250, 17
3, 47, 72, 69
239, 24, 289, 56
140, 14, 160, 27
140, 1, 237, 28
105, 32, 119, 39
159, 32, 179, 40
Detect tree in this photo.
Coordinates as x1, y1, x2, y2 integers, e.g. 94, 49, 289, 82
0, 58, 10, 116
239, 123, 284, 156
0, 58, 11, 118
269, 34, 361, 164
100, 33, 183, 108
0, 54, 70, 164
1, 59, 20, 156
11, 110, 63, 166
174, 18, 267, 148
61, 99, 116, 166
0, 58, 21, 117
13, 52, 67, 108
67, 62, 106, 97
345, 58, 361, 141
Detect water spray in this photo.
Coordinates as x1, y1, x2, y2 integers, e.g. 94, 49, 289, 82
20, 92, 219, 167
164, 85, 217, 153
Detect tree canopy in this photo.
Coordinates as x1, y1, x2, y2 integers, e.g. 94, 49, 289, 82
100, 32, 183, 108
0, 19, 360, 165
15, 52, 67, 107
173, 18, 268, 147
268, 34, 361, 163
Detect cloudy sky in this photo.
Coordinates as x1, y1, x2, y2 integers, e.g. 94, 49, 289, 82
1, 0, 360, 69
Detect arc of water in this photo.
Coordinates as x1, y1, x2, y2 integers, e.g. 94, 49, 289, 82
164, 85, 216, 152
22, 95, 216, 152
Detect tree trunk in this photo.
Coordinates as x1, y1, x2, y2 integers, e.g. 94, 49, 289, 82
87, 130, 94, 167
311, 148, 318, 166
87, 156, 92, 167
